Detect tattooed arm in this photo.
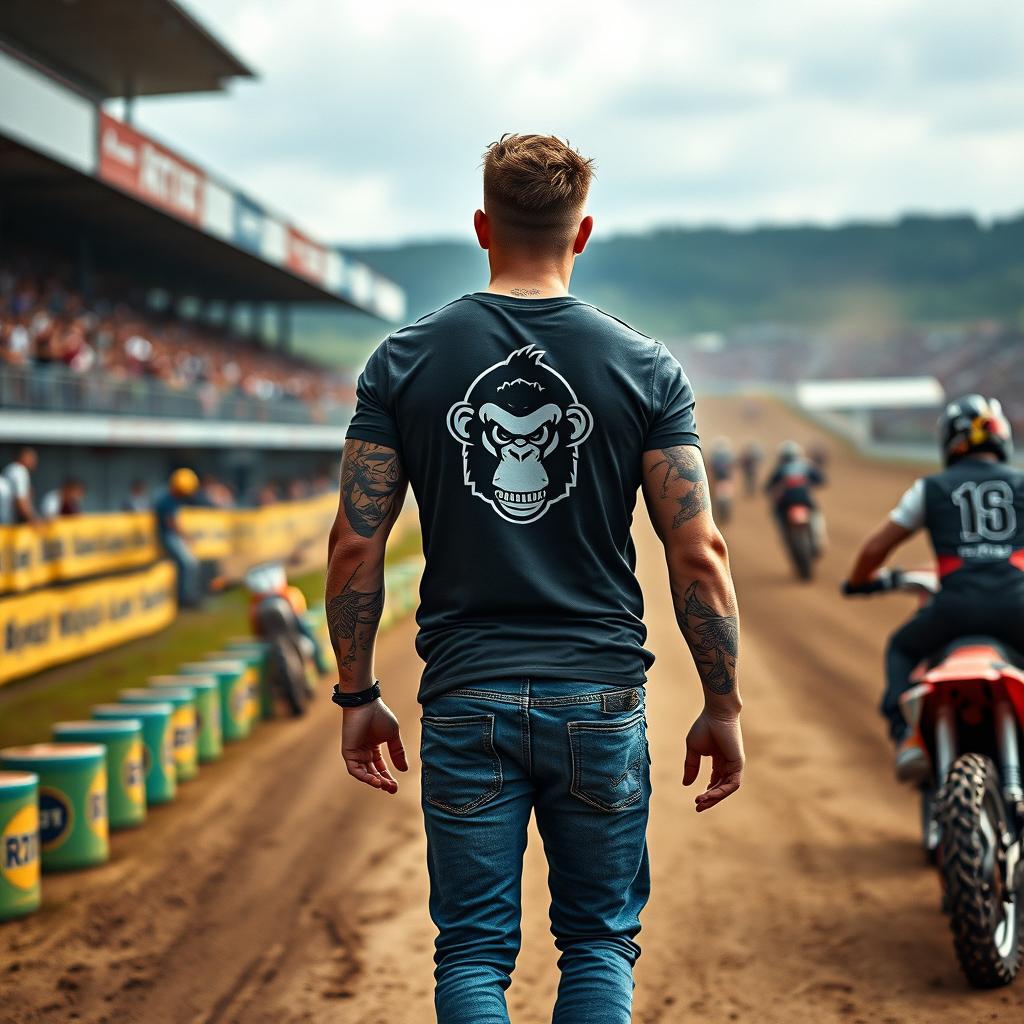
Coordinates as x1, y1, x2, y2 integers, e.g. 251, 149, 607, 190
326, 439, 407, 684
326, 439, 409, 794
642, 444, 744, 811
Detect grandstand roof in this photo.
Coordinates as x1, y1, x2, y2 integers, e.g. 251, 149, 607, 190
0, 139, 365, 305
0, 0, 253, 99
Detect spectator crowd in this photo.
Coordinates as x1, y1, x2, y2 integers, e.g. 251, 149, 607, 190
0, 259, 355, 423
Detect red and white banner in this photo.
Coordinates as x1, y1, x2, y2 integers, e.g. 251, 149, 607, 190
98, 113, 205, 225
285, 227, 328, 285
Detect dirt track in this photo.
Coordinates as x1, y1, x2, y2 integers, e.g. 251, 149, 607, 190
5, 396, 1024, 1024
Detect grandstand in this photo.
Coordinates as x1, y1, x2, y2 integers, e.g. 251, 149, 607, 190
0, 0, 405, 508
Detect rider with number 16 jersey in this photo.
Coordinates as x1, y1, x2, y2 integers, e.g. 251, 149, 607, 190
845, 395, 1024, 773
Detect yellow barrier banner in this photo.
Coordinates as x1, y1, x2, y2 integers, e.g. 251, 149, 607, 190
0, 513, 158, 594
0, 561, 178, 686
177, 507, 234, 561
0, 495, 339, 596
180, 493, 337, 566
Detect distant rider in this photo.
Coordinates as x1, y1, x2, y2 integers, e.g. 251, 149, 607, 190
739, 441, 763, 497
843, 395, 1024, 780
708, 437, 737, 523
709, 437, 736, 485
764, 440, 826, 550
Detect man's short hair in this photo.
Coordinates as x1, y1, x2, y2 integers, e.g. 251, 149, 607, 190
483, 134, 594, 248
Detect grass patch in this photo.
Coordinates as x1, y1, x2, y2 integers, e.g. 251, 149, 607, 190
384, 525, 425, 567
0, 530, 422, 750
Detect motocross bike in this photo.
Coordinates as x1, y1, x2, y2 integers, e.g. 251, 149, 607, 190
780, 502, 817, 581
245, 562, 315, 717
846, 568, 1024, 987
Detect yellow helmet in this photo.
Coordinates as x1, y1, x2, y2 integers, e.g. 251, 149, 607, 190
170, 468, 200, 496
285, 585, 308, 615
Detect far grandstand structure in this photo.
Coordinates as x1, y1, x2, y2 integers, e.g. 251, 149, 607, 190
0, 0, 405, 505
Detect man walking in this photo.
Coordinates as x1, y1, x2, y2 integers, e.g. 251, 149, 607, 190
326, 134, 744, 1024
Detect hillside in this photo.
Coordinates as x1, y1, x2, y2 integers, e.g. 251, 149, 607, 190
293, 213, 1024, 368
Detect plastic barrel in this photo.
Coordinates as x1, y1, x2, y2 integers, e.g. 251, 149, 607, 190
93, 703, 176, 805
0, 745, 108, 871
52, 720, 146, 830
149, 675, 222, 763
207, 650, 262, 725
119, 689, 198, 782
304, 607, 329, 654
0, 771, 40, 920
222, 642, 273, 720
180, 660, 250, 742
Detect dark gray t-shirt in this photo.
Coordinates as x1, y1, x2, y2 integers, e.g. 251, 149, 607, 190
346, 292, 699, 702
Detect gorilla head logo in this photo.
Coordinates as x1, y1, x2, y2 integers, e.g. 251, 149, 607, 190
447, 345, 593, 524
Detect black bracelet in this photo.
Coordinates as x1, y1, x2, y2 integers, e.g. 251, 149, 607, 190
331, 680, 381, 709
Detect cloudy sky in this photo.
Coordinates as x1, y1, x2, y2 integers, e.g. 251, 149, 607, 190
132, 0, 1024, 245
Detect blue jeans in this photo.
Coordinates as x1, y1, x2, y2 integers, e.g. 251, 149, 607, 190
420, 679, 651, 1024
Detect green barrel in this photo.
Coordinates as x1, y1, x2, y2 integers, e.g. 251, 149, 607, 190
0, 771, 41, 920
52, 720, 146, 830
181, 660, 250, 742
206, 650, 262, 725
0, 745, 108, 872
149, 675, 222, 763
304, 606, 329, 652
223, 641, 273, 720
93, 703, 176, 805
119, 689, 198, 783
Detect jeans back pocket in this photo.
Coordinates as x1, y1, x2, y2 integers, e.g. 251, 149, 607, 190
421, 713, 502, 815
568, 711, 646, 812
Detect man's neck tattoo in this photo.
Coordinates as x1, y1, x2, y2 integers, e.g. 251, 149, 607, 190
510, 287, 542, 297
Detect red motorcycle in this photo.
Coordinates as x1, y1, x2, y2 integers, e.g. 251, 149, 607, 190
783, 503, 816, 580
848, 568, 1024, 987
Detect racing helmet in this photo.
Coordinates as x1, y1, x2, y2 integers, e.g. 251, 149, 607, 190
938, 394, 1013, 465
170, 467, 200, 496
777, 440, 802, 462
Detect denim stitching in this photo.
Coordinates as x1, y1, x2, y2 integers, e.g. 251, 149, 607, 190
422, 714, 502, 815
445, 686, 643, 708
567, 712, 646, 812
520, 678, 532, 776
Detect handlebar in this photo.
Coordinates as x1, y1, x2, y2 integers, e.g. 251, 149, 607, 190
841, 568, 940, 598
842, 572, 899, 596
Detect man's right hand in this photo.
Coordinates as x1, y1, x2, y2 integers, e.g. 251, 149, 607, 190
340, 699, 408, 795
682, 710, 744, 812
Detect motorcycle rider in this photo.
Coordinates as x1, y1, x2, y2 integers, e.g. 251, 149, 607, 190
739, 441, 763, 497
709, 436, 736, 484
709, 437, 736, 521
843, 395, 1024, 780
764, 441, 826, 549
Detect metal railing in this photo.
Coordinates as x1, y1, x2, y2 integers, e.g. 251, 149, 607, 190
0, 363, 349, 426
